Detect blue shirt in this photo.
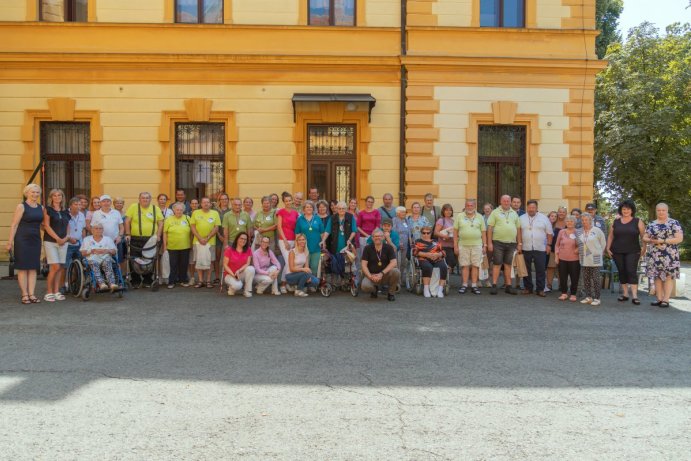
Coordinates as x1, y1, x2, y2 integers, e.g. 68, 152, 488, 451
295, 214, 325, 253
68, 211, 86, 243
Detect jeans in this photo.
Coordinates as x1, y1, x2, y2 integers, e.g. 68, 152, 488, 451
64, 243, 81, 269
168, 249, 190, 284
285, 271, 319, 290
522, 250, 547, 292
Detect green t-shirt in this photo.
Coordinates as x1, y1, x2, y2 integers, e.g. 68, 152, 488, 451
125, 203, 164, 237
191, 209, 221, 245
454, 213, 486, 246
164, 215, 192, 250
487, 208, 521, 243
222, 211, 252, 245
253, 209, 277, 238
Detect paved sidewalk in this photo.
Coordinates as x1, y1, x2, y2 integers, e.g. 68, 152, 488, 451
0, 271, 689, 460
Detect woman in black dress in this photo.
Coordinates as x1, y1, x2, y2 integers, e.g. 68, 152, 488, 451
606, 200, 647, 305
6, 184, 44, 304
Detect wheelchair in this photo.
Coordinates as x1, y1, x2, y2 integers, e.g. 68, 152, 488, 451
407, 255, 451, 296
67, 255, 126, 301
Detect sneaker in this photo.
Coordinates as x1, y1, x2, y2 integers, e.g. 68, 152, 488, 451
243, 291, 252, 298
370, 291, 378, 299
181, 281, 191, 287
272, 289, 281, 296
280, 286, 287, 294
256, 286, 266, 295
437, 287, 445, 298
544, 287, 551, 293
294, 290, 308, 297
387, 293, 395, 301
286, 285, 296, 293
490, 284, 498, 295
505, 285, 517, 295
580, 297, 593, 304
590, 299, 601, 306
167, 284, 175, 289
227, 289, 235, 296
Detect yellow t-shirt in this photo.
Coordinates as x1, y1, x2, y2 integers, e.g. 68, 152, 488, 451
164, 215, 192, 250
191, 209, 221, 245
125, 203, 164, 237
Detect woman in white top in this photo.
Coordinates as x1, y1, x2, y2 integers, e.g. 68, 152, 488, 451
80, 222, 118, 291
284, 234, 319, 297
576, 213, 607, 306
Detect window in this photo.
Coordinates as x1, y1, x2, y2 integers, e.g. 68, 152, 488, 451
309, 0, 356, 26
480, 0, 524, 27
175, 123, 225, 200
40, 122, 91, 200
40, 0, 87, 22
477, 125, 526, 207
175, 0, 223, 24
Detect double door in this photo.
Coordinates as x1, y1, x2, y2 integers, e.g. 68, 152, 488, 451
306, 124, 356, 203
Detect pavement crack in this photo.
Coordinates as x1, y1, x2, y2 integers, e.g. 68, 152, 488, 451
0, 368, 144, 382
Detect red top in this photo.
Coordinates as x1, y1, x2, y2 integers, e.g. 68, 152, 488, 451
224, 246, 252, 273
357, 209, 381, 236
276, 208, 298, 241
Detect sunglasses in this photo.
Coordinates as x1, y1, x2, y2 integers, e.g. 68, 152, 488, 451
421, 231, 431, 235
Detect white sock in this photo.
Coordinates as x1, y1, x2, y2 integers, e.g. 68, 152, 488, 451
437, 286, 444, 296
423, 285, 431, 297
471, 283, 477, 287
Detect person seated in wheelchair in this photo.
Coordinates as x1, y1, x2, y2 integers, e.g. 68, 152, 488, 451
79, 222, 119, 292
361, 229, 400, 301
413, 225, 448, 298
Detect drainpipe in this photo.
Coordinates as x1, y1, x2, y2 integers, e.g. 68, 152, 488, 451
399, 0, 407, 206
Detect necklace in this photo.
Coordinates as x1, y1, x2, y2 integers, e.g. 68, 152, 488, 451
375, 245, 383, 267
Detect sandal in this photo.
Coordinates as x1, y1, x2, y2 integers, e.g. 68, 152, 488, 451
457, 286, 467, 294
29, 295, 41, 303
659, 301, 670, 308
43, 293, 55, 302
617, 295, 629, 302
558, 294, 568, 301
471, 286, 481, 295
21, 295, 31, 305
569, 295, 577, 302
194, 282, 203, 288
206, 282, 213, 288
631, 298, 640, 305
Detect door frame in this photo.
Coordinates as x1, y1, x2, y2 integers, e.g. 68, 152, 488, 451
306, 123, 357, 202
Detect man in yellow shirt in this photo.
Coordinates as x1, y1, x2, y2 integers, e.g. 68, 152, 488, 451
124, 192, 164, 287
191, 197, 221, 288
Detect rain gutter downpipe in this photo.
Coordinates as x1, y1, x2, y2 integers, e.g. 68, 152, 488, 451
399, 0, 407, 206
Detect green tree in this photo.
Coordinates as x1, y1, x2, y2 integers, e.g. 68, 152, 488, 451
596, 0, 624, 59
595, 23, 691, 248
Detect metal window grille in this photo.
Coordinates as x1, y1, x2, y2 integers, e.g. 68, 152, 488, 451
40, 122, 91, 201
477, 125, 526, 206
175, 122, 225, 201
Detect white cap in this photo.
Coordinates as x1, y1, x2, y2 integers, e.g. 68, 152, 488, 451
100, 194, 112, 201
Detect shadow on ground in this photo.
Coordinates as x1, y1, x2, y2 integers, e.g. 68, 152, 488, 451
0, 280, 689, 402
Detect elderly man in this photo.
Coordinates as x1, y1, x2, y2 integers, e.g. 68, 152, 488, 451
519, 200, 553, 296
124, 192, 164, 287
293, 192, 304, 212
361, 228, 400, 301
378, 193, 396, 220
487, 194, 522, 295
222, 197, 253, 249
454, 198, 487, 295
585, 202, 607, 234
422, 193, 441, 225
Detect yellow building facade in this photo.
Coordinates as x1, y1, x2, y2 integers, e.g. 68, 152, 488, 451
0, 0, 604, 256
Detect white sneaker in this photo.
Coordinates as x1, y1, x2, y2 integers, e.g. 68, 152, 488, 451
544, 287, 551, 293
287, 284, 296, 292
590, 299, 601, 306
227, 289, 235, 296
243, 291, 252, 298
294, 290, 308, 297
437, 287, 445, 298
580, 297, 593, 304
280, 286, 287, 294
272, 289, 281, 296
256, 286, 266, 295
423, 286, 431, 298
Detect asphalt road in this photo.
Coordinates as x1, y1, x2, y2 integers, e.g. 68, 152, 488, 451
0, 279, 689, 460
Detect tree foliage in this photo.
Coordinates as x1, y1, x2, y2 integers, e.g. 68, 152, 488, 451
595, 23, 691, 243
595, 0, 624, 58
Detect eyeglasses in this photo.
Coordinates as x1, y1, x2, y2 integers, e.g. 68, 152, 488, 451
421, 231, 431, 235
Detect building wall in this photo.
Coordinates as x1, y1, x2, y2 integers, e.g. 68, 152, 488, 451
0, 83, 400, 243
233, 0, 300, 25
98, 0, 166, 23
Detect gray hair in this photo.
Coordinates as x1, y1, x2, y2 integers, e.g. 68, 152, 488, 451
372, 228, 384, 237
396, 206, 407, 214
581, 214, 592, 223
424, 193, 434, 200
172, 202, 185, 212
91, 222, 104, 229
337, 201, 347, 209
565, 215, 577, 224
656, 202, 669, 211
139, 192, 151, 199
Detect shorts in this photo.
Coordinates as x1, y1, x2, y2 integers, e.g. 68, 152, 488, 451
459, 245, 483, 267
44, 241, 67, 265
492, 241, 516, 266
191, 244, 216, 263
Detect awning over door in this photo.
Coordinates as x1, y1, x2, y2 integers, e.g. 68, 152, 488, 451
291, 93, 377, 122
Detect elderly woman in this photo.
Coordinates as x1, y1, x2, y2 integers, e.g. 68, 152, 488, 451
295, 200, 326, 275
643, 203, 683, 308
577, 214, 607, 306
285, 233, 319, 297
163, 203, 192, 288
555, 216, 580, 301
252, 235, 281, 295
276, 192, 299, 293
414, 225, 447, 298
253, 196, 277, 251
316, 200, 330, 227
408, 202, 430, 242
434, 204, 457, 272
42, 189, 70, 302
80, 222, 118, 292
323, 201, 358, 278
7, 184, 44, 304
223, 232, 255, 297
606, 200, 647, 305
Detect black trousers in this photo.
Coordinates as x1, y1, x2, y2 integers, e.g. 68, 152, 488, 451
522, 250, 547, 292
168, 249, 190, 284
419, 259, 448, 279
558, 260, 581, 295
612, 252, 639, 285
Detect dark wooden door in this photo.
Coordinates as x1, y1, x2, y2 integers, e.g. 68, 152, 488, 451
307, 124, 356, 202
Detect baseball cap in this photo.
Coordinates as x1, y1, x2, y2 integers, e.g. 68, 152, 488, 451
100, 194, 112, 201
585, 202, 596, 210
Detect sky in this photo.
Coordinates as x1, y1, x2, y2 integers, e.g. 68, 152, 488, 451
617, 0, 690, 37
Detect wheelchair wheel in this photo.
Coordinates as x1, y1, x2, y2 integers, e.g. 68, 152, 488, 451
444, 284, 450, 296
80, 286, 91, 301
68, 259, 85, 298
151, 280, 159, 292
320, 283, 333, 297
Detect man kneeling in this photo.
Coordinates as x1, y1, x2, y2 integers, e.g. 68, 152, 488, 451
361, 228, 400, 301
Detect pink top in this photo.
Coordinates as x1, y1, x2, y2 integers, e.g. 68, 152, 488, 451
224, 246, 252, 273
276, 208, 298, 241
555, 230, 579, 262
357, 209, 381, 236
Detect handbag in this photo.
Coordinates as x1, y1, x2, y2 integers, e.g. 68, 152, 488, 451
513, 252, 529, 278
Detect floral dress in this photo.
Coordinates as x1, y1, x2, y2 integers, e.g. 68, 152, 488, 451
645, 219, 682, 280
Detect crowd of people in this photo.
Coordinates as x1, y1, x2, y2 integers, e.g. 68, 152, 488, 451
6, 184, 685, 308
